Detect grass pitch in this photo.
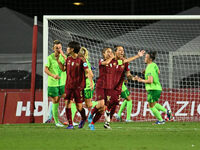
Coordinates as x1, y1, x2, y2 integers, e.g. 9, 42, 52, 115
0, 122, 200, 150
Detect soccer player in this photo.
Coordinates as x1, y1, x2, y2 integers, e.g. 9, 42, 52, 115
44, 40, 65, 127
78, 47, 96, 111
114, 46, 145, 122
57, 41, 93, 129
45, 47, 78, 126
135, 51, 173, 124
104, 46, 145, 128
88, 47, 115, 130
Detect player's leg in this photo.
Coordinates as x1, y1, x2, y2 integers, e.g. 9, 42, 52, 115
74, 90, 87, 128
65, 99, 74, 129
89, 99, 104, 130
48, 86, 63, 127
154, 103, 173, 121
125, 94, 133, 122
65, 89, 74, 129
148, 90, 165, 124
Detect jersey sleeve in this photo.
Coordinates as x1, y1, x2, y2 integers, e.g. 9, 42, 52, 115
82, 59, 88, 70
99, 59, 104, 66
125, 63, 130, 71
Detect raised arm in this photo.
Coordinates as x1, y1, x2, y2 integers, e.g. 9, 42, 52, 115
101, 53, 115, 65
123, 50, 145, 63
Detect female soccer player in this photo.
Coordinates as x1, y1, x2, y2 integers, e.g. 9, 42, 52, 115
88, 47, 115, 130
57, 41, 93, 129
78, 47, 96, 110
114, 45, 145, 122
135, 51, 173, 124
44, 40, 65, 127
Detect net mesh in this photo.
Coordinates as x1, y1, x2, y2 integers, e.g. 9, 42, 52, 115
46, 19, 200, 122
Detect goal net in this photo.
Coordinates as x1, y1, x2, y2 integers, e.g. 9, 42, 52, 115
43, 16, 200, 123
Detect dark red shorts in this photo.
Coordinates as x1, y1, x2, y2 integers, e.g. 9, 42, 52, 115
65, 88, 84, 103
96, 88, 121, 105
96, 87, 106, 101
106, 89, 121, 105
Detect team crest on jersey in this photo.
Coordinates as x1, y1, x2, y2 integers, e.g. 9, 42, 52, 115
110, 64, 112, 67
107, 96, 111, 101
71, 62, 74, 66
98, 95, 101, 99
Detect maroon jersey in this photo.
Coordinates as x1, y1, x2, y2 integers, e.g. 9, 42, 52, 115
96, 59, 106, 88
96, 59, 117, 89
65, 56, 88, 90
114, 61, 130, 91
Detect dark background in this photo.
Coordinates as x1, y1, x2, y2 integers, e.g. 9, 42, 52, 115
2, 0, 200, 21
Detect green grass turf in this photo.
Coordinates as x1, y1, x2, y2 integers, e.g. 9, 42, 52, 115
0, 122, 200, 150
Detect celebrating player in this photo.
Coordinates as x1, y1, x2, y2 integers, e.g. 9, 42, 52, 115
57, 41, 93, 129
104, 46, 145, 128
114, 46, 145, 122
44, 40, 65, 127
88, 47, 115, 130
135, 51, 173, 124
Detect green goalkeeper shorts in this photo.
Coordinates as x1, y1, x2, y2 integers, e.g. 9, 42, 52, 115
48, 85, 65, 97
147, 90, 162, 103
84, 78, 95, 99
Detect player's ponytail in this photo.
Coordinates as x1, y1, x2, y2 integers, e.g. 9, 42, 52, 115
148, 51, 157, 61
80, 47, 89, 59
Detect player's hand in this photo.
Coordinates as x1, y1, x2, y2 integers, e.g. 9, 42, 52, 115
138, 50, 145, 57
55, 54, 59, 61
52, 74, 60, 80
141, 69, 145, 74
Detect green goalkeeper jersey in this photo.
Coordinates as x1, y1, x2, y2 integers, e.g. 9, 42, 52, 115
45, 53, 66, 87
145, 62, 162, 91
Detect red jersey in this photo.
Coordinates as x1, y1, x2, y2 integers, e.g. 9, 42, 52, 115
96, 59, 117, 89
65, 56, 88, 90
114, 61, 130, 91
96, 59, 106, 88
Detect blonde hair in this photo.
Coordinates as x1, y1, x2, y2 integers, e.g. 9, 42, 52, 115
80, 47, 89, 59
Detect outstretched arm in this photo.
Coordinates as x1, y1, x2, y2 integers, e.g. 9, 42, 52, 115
123, 50, 145, 63
135, 75, 153, 84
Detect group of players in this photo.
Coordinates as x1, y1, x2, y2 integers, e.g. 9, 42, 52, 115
45, 40, 173, 130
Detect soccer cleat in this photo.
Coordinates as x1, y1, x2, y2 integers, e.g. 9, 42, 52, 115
116, 114, 122, 122
55, 122, 64, 127
73, 122, 79, 126
125, 119, 133, 123
78, 120, 86, 128
45, 119, 52, 123
105, 110, 111, 123
66, 125, 74, 129
165, 110, 174, 121
88, 123, 95, 131
104, 122, 111, 129
155, 120, 165, 124
88, 112, 93, 124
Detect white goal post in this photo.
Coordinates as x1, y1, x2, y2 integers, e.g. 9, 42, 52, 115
43, 15, 200, 123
